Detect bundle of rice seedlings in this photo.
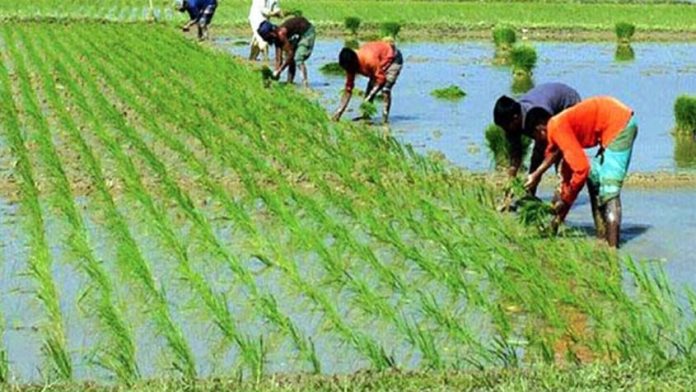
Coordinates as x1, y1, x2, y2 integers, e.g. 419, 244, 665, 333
517, 196, 555, 232
615, 22, 636, 44
484, 124, 531, 169
431, 85, 466, 101
380, 22, 401, 39
674, 95, 696, 135
319, 62, 344, 76
492, 26, 516, 48
344, 16, 361, 36
510, 45, 537, 74
614, 44, 635, 62
359, 101, 378, 119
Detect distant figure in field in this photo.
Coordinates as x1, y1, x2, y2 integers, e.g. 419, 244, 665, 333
178, 0, 218, 40
332, 40, 404, 124
493, 83, 581, 195
248, 0, 282, 60
257, 16, 316, 87
527, 96, 638, 247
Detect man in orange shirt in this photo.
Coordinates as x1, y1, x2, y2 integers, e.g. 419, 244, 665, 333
331, 40, 404, 123
526, 96, 638, 247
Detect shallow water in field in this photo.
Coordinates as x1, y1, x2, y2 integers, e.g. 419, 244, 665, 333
220, 38, 696, 172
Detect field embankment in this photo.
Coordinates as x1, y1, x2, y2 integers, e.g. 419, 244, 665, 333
0, 0, 695, 40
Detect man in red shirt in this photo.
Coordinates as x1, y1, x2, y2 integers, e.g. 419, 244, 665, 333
526, 96, 638, 247
331, 40, 404, 123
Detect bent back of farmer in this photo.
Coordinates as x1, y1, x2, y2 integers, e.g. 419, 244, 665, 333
258, 16, 315, 86
179, 0, 218, 40
332, 40, 404, 123
545, 96, 637, 247
493, 83, 581, 190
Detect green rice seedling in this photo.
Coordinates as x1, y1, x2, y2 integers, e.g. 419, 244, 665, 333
511, 73, 534, 94
517, 197, 554, 232
510, 45, 537, 76
380, 22, 401, 39
319, 62, 344, 76
37, 28, 198, 381
492, 26, 516, 64
615, 21, 636, 44
492, 25, 516, 48
17, 27, 140, 384
484, 124, 509, 169
344, 16, 361, 36
674, 95, 696, 135
63, 34, 271, 379
0, 27, 73, 381
93, 27, 401, 372
359, 101, 378, 118
614, 44, 635, 62
431, 85, 466, 101
674, 133, 696, 169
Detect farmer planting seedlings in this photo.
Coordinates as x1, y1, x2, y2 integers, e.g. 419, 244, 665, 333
493, 82, 581, 195
332, 41, 403, 123
257, 16, 316, 87
248, 0, 282, 61
526, 96, 638, 248
177, 0, 217, 41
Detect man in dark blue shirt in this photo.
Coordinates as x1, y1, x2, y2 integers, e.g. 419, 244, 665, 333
178, 0, 218, 40
493, 82, 581, 195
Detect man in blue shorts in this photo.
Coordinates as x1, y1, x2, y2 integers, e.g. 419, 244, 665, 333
178, 0, 218, 40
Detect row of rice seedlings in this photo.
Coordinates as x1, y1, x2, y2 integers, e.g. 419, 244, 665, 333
11, 27, 140, 384
96, 25, 395, 371
0, 26, 72, 381
46, 29, 268, 379
78, 27, 325, 374
70, 34, 280, 380
129, 25, 620, 364
32, 27, 197, 381
175, 24, 692, 366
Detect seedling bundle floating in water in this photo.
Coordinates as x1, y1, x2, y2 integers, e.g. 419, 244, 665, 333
674, 95, 696, 135
615, 21, 636, 44
431, 85, 466, 101
319, 62, 344, 76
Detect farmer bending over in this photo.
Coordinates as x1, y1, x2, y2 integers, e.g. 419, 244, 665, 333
332, 40, 403, 124
527, 96, 638, 247
248, 0, 282, 60
493, 83, 581, 195
178, 0, 218, 40
257, 16, 316, 86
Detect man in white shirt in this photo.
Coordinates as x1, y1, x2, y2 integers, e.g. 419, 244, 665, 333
249, 0, 282, 60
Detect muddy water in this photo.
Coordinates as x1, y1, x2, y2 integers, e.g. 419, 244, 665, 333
221, 39, 696, 172
561, 187, 696, 286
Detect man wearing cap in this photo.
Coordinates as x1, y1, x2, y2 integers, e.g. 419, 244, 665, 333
248, 0, 282, 61
257, 16, 316, 87
526, 96, 638, 247
178, 0, 218, 40
331, 40, 404, 124
493, 83, 581, 195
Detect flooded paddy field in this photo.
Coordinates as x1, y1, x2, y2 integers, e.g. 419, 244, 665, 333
0, 21, 694, 386
223, 39, 696, 172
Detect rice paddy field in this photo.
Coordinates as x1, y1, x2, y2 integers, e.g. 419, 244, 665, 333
1, 0, 696, 39
0, 1, 695, 391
